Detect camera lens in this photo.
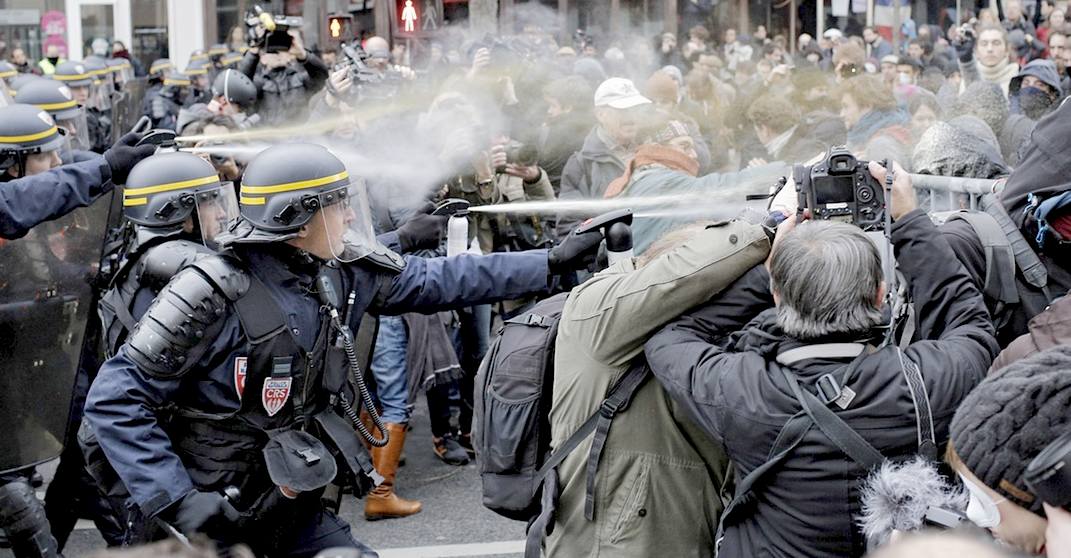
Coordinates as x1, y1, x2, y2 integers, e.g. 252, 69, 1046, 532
1025, 430, 1071, 509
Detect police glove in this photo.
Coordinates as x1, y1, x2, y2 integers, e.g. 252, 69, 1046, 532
168, 490, 241, 540
547, 227, 603, 274
104, 132, 157, 185
396, 205, 448, 253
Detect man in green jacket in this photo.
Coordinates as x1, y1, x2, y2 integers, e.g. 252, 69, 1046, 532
543, 218, 771, 557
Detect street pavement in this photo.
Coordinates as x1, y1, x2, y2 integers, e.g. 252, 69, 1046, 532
5, 395, 525, 558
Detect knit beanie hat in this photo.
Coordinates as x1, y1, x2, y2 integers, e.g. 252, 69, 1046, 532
949, 345, 1071, 515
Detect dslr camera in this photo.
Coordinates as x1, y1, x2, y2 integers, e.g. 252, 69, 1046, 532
246, 5, 303, 53
794, 147, 886, 231
1025, 430, 1071, 511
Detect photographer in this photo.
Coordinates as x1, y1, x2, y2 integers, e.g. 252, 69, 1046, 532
946, 345, 1071, 555
955, 22, 1020, 96
238, 22, 327, 126
643, 161, 998, 557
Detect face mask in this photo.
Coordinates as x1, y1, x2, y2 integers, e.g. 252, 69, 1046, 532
960, 473, 1004, 529
898, 72, 914, 85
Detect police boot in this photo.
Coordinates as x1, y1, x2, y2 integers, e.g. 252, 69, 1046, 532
0, 480, 60, 558
364, 423, 422, 520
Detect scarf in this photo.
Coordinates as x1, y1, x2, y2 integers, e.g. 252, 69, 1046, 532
604, 144, 700, 198
977, 59, 1020, 94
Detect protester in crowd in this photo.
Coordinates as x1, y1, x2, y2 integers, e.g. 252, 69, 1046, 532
947, 346, 1071, 555
880, 54, 900, 87
833, 41, 867, 82
864, 26, 894, 60
1004, 0, 1039, 37
644, 70, 711, 170
1008, 58, 1065, 119
839, 74, 911, 164
237, 28, 328, 126
957, 22, 1020, 95
643, 163, 998, 557
539, 75, 594, 194
37, 45, 64, 76
541, 220, 769, 557
746, 93, 826, 165
908, 89, 942, 140
8, 47, 33, 75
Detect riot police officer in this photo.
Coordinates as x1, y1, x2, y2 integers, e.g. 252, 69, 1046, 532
0, 61, 16, 93
148, 71, 190, 130
15, 79, 92, 154
140, 58, 173, 120
0, 103, 153, 557
85, 143, 600, 557
185, 59, 213, 107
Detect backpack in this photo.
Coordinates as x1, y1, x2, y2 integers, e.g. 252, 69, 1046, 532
472, 292, 649, 524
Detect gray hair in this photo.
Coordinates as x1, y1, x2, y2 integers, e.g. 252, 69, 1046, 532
769, 221, 883, 340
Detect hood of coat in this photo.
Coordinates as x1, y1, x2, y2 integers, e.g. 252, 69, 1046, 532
726, 308, 882, 366
1010, 59, 1065, 97
951, 81, 1009, 137
1000, 96, 1071, 223
913, 120, 1009, 180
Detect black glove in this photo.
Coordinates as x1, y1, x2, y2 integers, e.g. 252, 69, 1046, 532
103, 132, 156, 185
396, 205, 448, 253
167, 490, 240, 540
953, 26, 976, 62
547, 227, 603, 274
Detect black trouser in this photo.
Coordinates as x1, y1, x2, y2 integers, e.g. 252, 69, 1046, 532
43, 441, 124, 549
0, 469, 58, 558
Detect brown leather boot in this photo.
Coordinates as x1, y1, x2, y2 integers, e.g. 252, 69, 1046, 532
364, 422, 423, 520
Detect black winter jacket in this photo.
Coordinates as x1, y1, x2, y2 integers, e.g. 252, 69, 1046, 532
238, 51, 328, 126
644, 210, 998, 557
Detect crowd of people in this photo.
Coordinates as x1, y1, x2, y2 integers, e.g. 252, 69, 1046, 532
0, 0, 1070, 557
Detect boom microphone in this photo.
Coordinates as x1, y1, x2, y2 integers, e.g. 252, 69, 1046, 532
859, 457, 968, 547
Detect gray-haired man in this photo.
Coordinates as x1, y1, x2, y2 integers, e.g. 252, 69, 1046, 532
643, 162, 999, 557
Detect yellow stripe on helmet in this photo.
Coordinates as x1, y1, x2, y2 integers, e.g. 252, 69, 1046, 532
150, 63, 172, 73
122, 197, 148, 207
53, 73, 91, 81
0, 126, 59, 143
0, 70, 15, 78
35, 100, 78, 111
240, 196, 266, 205
164, 78, 191, 86
185, 68, 208, 75
242, 171, 349, 195
123, 175, 220, 197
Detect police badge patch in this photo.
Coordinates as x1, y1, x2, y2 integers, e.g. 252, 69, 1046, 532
262, 377, 292, 417
234, 357, 248, 399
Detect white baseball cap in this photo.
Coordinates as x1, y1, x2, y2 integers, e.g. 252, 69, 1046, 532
593, 77, 651, 109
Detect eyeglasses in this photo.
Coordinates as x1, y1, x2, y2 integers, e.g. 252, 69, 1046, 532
960, 473, 1006, 529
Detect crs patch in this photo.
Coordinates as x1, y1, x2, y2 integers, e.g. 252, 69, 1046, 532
233, 357, 248, 399
262, 377, 292, 417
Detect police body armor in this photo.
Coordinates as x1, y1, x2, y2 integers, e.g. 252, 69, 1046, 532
0, 184, 111, 474
115, 248, 397, 546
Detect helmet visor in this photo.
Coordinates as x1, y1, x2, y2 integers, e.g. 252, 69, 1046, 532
56, 108, 89, 152
88, 78, 112, 111
321, 180, 378, 263
196, 182, 239, 250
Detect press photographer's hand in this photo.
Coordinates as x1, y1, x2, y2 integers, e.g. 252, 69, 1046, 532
867, 160, 916, 221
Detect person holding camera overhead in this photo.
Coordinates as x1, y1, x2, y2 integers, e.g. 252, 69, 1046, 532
641, 159, 999, 557
237, 8, 327, 127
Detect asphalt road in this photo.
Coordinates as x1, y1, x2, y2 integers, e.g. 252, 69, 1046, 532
4, 395, 525, 558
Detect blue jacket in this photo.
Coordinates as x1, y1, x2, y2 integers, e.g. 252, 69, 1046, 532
0, 157, 112, 240
85, 244, 551, 515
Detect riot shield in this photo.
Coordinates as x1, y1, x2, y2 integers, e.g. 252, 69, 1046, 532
111, 77, 148, 144
0, 195, 111, 474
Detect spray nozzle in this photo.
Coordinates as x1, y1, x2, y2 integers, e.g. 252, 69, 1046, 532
576, 208, 633, 236
135, 128, 178, 153
577, 209, 634, 263
432, 198, 471, 218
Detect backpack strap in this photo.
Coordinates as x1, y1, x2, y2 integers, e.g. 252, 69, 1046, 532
896, 348, 937, 461
978, 194, 1049, 292
946, 210, 1019, 306
523, 361, 649, 558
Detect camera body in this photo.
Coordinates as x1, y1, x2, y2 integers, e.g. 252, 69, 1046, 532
246, 7, 303, 53
795, 147, 886, 231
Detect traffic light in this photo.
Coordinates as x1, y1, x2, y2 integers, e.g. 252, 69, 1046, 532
327, 13, 351, 41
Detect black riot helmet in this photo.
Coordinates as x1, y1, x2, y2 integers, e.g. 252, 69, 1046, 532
51, 61, 94, 88
15, 79, 90, 151
0, 61, 15, 88
221, 52, 244, 68
8, 73, 42, 94
212, 69, 257, 108
0, 104, 66, 177
149, 58, 172, 81
123, 152, 238, 248
238, 143, 349, 233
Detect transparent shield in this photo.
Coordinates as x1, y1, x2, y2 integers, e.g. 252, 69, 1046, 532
58, 109, 90, 152
89, 78, 113, 111
0, 86, 12, 108
196, 182, 239, 250
322, 182, 378, 263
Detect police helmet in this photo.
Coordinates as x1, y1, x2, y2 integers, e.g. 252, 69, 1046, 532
123, 152, 224, 227
238, 143, 350, 233
149, 58, 172, 79
221, 52, 244, 68
15, 79, 82, 121
209, 44, 228, 59
189, 50, 208, 63
8, 74, 42, 93
0, 104, 65, 173
0, 61, 15, 84
212, 69, 257, 108
186, 59, 211, 78
81, 56, 110, 85
163, 71, 191, 88
51, 61, 93, 88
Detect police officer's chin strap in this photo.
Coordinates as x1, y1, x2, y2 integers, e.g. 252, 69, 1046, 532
316, 273, 389, 447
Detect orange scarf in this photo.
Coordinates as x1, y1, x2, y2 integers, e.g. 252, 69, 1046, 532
604, 144, 700, 198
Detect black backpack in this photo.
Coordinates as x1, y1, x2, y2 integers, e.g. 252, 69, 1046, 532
472, 292, 649, 525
